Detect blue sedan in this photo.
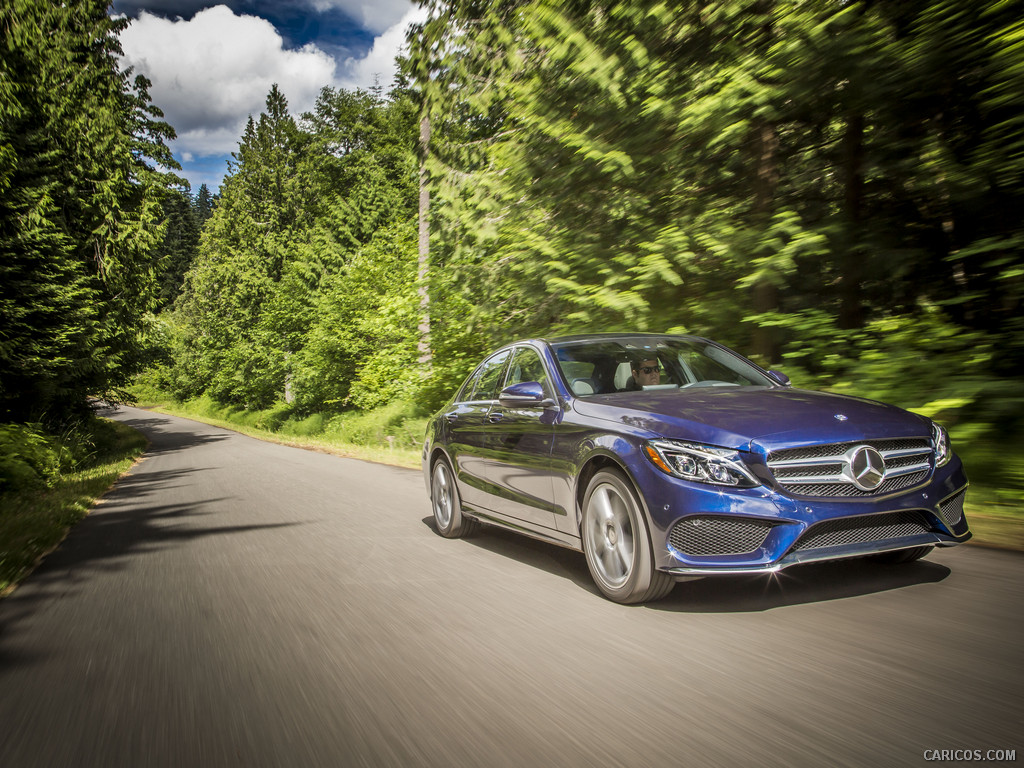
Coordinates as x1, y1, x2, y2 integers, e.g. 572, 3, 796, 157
422, 334, 971, 603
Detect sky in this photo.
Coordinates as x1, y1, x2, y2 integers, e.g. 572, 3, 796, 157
111, 1, 427, 193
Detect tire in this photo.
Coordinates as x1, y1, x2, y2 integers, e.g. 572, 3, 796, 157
868, 546, 932, 564
581, 469, 674, 604
430, 457, 478, 538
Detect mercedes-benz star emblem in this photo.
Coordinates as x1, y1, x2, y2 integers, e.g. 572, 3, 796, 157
834, 414, 848, 421
847, 445, 885, 491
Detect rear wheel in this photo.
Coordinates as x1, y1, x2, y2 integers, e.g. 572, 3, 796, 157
868, 546, 932, 564
581, 469, 674, 604
431, 458, 478, 538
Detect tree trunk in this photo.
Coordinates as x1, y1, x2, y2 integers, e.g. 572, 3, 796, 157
752, 120, 781, 363
839, 112, 865, 330
417, 113, 432, 368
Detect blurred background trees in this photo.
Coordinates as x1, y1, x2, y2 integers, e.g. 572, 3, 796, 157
410, 0, 1024, 439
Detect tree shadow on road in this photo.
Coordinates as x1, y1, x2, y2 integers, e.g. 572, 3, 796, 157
108, 411, 229, 455
422, 516, 952, 611
0, 416, 303, 673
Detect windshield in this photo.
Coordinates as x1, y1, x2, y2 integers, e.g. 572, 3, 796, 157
550, 336, 774, 397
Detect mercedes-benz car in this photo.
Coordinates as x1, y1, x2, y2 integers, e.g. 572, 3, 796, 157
422, 334, 970, 603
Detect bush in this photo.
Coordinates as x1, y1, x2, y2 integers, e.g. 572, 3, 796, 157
324, 400, 427, 449
0, 424, 61, 491
0, 416, 132, 494
281, 413, 327, 437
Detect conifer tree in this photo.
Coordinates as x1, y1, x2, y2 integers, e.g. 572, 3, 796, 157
0, 0, 178, 424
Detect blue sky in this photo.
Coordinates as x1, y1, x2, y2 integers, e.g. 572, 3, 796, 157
111, 1, 424, 193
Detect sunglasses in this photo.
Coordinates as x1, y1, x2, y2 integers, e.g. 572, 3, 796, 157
638, 366, 660, 375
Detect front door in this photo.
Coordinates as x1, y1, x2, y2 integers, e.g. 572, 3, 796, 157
483, 346, 559, 530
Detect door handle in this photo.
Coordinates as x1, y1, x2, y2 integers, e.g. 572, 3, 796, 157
487, 413, 504, 423
445, 413, 458, 423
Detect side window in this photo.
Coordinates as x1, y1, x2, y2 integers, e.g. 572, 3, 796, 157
504, 347, 551, 396
455, 367, 485, 403
466, 350, 511, 402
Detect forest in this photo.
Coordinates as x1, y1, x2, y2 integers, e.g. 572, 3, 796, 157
2, 0, 1022, 503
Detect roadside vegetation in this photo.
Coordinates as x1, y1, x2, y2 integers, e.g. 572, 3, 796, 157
2, 0, 1022, 596
132, 388, 424, 470
0, 418, 147, 595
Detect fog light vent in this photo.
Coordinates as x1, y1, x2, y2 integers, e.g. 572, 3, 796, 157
668, 517, 774, 556
938, 490, 966, 528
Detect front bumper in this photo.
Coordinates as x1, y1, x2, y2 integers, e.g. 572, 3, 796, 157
665, 526, 968, 576
638, 454, 971, 575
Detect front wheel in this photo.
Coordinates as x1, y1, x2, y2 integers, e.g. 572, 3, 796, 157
431, 458, 477, 538
581, 469, 674, 604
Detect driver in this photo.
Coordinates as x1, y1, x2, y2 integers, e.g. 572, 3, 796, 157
629, 356, 661, 389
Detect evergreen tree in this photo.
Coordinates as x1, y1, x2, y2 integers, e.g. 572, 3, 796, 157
154, 189, 200, 309
193, 183, 216, 226
0, 0, 178, 424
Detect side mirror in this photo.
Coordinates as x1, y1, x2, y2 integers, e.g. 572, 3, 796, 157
498, 381, 555, 407
768, 370, 791, 387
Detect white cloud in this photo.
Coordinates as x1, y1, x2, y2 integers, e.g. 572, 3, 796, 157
337, 5, 427, 91
310, 0, 415, 35
120, 2, 426, 164
121, 5, 334, 158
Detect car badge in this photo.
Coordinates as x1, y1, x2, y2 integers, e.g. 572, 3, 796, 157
847, 446, 886, 491
834, 414, 848, 421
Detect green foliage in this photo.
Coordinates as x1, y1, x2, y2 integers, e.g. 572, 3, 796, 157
405, 0, 1024, 429
0, 0, 179, 425
292, 222, 421, 413
1, 417, 147, 594
170, 84, 420, 412
0, 424, 61, 491
323, 400, 427, 450
154, 188, 203, 310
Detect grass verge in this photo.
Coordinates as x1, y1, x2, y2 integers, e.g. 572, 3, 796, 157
962, 491, 1024, 552
151, 400, 422, 470
0, 418, 148, 596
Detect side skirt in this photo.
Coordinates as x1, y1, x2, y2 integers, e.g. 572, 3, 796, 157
463, 504, 583, 552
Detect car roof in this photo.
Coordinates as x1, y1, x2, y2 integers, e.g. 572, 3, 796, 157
537, 332, 707, 345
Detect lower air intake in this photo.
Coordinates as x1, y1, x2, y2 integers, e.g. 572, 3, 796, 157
792, 511, 930, 552
668, 517, 774, 556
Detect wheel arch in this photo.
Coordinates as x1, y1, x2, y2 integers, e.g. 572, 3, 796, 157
574, 451, 647, 531
430, 445, 455, 473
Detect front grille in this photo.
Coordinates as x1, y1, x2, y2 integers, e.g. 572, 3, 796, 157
767, 438, 932, 499
792, 511, 931, 552
668, 516, 774, 556
939, 490, 966, 528
788, 470, 930, 498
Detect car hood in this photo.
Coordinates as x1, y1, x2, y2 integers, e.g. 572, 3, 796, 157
570, 387, 932, 454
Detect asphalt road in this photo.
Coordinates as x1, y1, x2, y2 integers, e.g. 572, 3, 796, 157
1, 406, 1021, 768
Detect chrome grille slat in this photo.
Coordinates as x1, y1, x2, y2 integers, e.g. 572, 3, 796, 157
767, 438, 932, 499
885, 462, 931, 478
769, 438, 930, 463
668, 517, 774, 557
781, 470, 929, 498
793, 511, 931, 552
774, 462, 839, 481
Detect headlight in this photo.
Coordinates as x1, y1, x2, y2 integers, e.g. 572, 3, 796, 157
644, 440, 759, 488
932, 422, 951, 467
